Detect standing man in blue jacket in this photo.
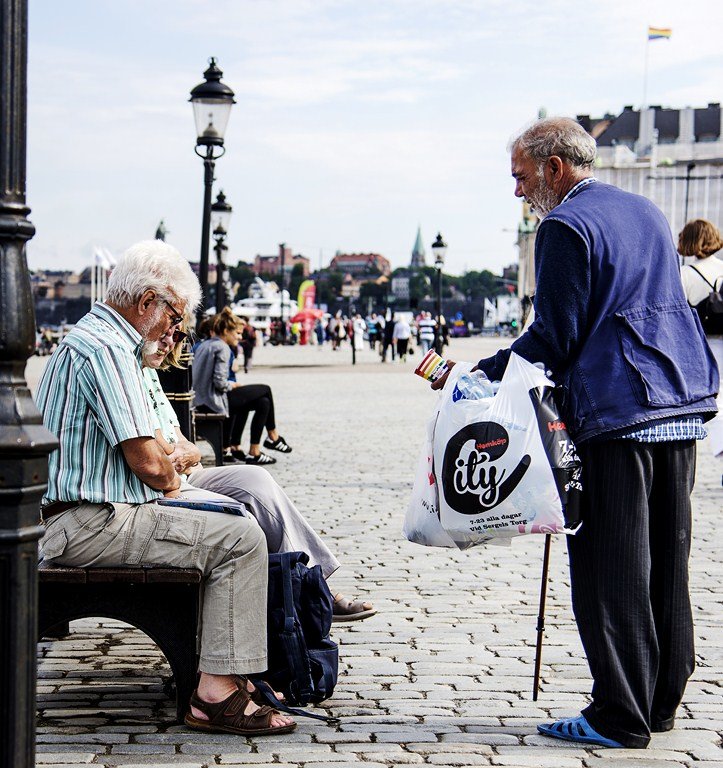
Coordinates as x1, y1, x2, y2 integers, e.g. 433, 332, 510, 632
436, 117, 718, 748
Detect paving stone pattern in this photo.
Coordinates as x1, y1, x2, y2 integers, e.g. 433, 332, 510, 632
30, 337, 723, 767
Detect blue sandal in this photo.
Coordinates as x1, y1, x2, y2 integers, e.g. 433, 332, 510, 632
537, 715, 623, 748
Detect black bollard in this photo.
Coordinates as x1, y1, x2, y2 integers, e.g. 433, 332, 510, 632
0, 2, 59, 766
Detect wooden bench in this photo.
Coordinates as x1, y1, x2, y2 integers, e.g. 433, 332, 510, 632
38, 562, 202, 722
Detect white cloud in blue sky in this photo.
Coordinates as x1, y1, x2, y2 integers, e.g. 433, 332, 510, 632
26, 0, 722, 275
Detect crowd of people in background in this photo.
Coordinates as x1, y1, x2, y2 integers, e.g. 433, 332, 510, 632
262, 310, 451, 361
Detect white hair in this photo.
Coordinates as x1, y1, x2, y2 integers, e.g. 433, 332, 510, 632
105, 240, 201, 312
509, 117, 597, 170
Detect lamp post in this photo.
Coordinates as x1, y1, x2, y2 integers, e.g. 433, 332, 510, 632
190, 58, 235, 325
211, 190, 233, 311
1, 2, 58, 766
431, 233, 447, 354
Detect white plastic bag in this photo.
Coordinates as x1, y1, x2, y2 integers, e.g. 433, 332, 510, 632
403, 364, 472, 548
435, 352, 581, 546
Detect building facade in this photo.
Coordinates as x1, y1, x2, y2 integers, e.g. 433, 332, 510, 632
580, 103, 722, 236
328, 252, 391, 277
254, 243, 310, 278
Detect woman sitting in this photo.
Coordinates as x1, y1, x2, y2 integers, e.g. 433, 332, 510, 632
193, 308, 291, 465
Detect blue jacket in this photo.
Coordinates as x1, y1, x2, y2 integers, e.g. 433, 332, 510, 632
478, 182, 718, 442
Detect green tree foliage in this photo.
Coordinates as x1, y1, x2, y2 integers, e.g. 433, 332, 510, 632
228, 262, 257, 301
314, 271, 344, 306
288, 263, 306, 302
455, 270, 501, 301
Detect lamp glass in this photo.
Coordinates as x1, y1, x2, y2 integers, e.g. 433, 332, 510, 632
432, 246, 447, 268
192, 99, 232, 143
212, 208, 232, 233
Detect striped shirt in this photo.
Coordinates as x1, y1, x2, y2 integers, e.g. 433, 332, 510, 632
36, 303, 158, 504
619, 417, 706, 443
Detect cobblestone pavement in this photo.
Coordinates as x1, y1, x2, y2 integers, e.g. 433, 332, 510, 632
28, 337, 722, 767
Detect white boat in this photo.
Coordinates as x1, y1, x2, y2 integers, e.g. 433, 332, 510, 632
230, 278, 292, 334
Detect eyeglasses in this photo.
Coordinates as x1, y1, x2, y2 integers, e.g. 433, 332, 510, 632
172, 329, 188, 344
163, 299, 184, 327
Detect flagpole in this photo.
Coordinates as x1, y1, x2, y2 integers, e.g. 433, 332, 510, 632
642, 33, 650, 109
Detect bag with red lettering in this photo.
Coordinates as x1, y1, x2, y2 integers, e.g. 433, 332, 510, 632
434, 352, 582, 546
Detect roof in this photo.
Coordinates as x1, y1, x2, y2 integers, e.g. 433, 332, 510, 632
412, 226, 425, 258
592, 103, 721, 145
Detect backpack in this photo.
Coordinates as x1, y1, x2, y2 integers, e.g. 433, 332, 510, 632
261, 551, 339, 709
689, 266, 723, 335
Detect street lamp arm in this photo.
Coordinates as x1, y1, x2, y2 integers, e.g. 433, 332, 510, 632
194, 144, 226, 161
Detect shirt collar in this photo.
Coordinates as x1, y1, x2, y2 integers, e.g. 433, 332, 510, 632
91, 302, 145, 360
560, 177, 597, 206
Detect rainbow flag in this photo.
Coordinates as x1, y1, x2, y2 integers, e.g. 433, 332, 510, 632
648, 26, 672, 40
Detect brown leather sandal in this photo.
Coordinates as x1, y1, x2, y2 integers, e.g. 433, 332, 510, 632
184, 679, 296, 736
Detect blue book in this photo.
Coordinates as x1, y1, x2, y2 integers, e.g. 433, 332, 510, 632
156, 498, 248, 517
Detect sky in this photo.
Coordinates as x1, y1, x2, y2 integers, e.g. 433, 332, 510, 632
25, 0, 722, 277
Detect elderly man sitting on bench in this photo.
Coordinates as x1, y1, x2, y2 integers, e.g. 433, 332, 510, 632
35, 240, 294, 737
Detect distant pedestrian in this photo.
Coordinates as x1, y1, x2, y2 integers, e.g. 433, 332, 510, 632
392, 314, 411, 362
314, 318, 325, 346
366, 313, 379, 350
239, 317, 257, 373
380, 313, 396, 362
417, 311, 436, 354
353, 314, 365, 351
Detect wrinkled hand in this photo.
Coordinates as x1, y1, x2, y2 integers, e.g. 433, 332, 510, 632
169, 440, 202, 474
164, 488, 181, 499
430, 360, 456, 390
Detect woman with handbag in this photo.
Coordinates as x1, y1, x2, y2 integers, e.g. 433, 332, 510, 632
679, 218, 723, 459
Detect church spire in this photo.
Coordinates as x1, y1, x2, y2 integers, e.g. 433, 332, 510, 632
411, 225, 426, 268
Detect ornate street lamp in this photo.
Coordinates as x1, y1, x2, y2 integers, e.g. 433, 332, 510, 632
190, 58, 235, 324
431, 233, 447, 354
0, 2, 58, 766
211, 190, 232, 311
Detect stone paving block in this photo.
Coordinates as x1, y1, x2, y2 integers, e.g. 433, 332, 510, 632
440, 732, 521, 745
333, 744, 424, 761
427, 755, 492, 765
651, 730, 721, 748
34, 754, 96, 764
37, 733, 128, 744
314, 731, 373, 743
582, 760, 693, 768
217, 756, 297, 764
489, 754, 583, 767
110, 743, 177, 754
101, 757, 214, 765
303, 764, 389, 768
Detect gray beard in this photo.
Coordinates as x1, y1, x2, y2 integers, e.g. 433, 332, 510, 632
527, 168, 561, 218
142, 339, 159, 359
139, 305, 164, 356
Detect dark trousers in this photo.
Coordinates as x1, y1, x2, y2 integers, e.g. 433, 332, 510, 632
568, 439, 696, 748
226, 384, 276, 447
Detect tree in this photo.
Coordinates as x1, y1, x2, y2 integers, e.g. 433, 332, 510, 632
315, 271, 344, 306
228, 262, 256, 301
288, 263, 306, 302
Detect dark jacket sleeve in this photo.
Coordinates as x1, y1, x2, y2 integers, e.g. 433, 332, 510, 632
476, 219, 591, 381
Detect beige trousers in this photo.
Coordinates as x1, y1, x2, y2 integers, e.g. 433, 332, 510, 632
40, 500, 268, 675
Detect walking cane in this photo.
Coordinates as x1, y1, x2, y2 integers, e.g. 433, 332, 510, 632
532, 534, 552, 701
